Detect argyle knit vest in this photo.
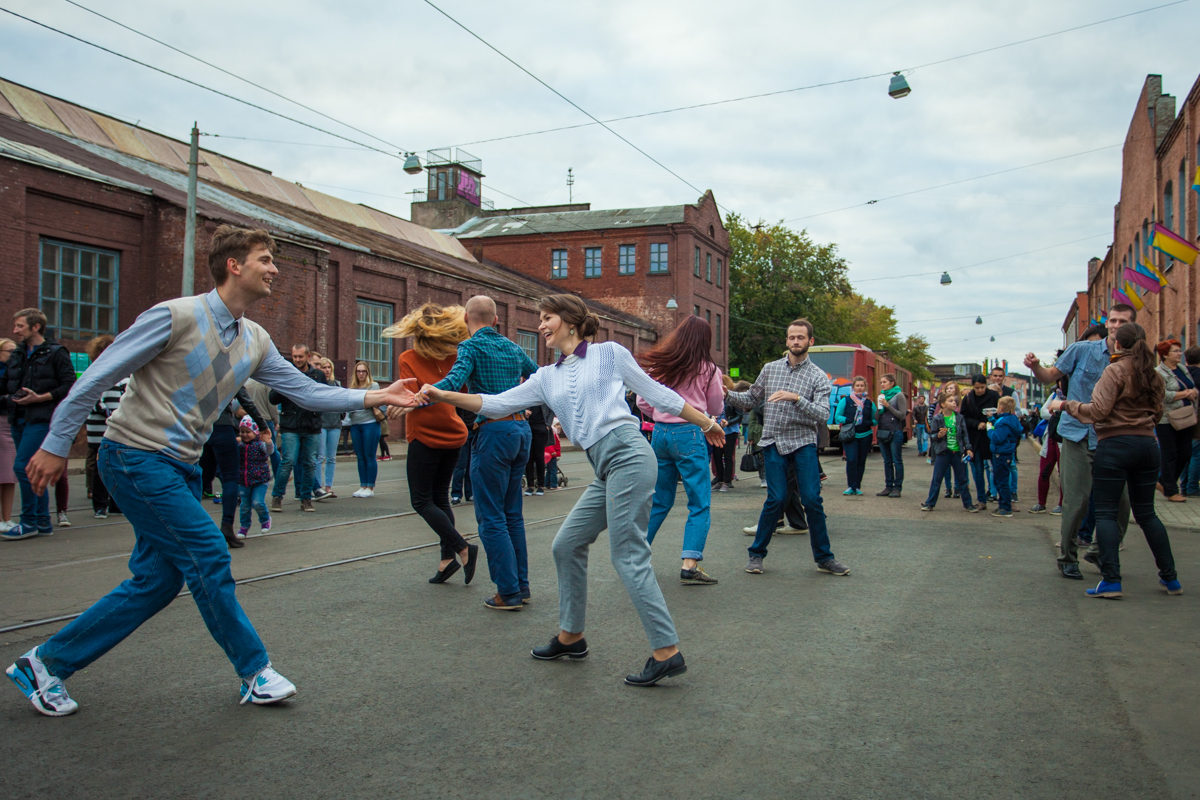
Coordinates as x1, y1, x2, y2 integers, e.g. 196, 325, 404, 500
105, 296, 273, 463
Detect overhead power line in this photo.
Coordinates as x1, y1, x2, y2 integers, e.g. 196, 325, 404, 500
0, 5, 412, 159
59, 0, 407, 152
897, 300, 1068, 325
851, 234, 1108, 283
434, 0, 1189, 151
422, 0, 707, 200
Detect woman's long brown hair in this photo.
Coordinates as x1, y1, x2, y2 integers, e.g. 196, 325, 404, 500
637, 315, 717, 390
1118, 323, 1163, 400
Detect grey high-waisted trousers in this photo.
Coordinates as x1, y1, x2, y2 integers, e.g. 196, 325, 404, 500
552, 424, 679, 650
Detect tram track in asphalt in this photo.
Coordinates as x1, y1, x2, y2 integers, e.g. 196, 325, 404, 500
0, 509, 578, 635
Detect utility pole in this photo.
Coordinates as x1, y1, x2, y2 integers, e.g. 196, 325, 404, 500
182, 122, 198, 297
567, 167, 574, 204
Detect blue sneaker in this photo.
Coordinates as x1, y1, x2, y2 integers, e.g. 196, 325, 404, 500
843, 488, 854, 496
1086, 580, 1123, 599
1, 523, 41, 541
1160, 579, 1183, 595
6, 647, 78, 716
853, 489, 864, 496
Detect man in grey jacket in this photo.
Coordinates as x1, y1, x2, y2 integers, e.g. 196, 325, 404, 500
876, 373, 907, 498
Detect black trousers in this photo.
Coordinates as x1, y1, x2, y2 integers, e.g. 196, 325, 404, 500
210, 424, 240, 525
1156, 422, 1193, 496
1094, 435, 1176, 584
715, 433, 739, 484
86, 443, 121, 514
525, 427, 548, 489
407, 439, 469, 559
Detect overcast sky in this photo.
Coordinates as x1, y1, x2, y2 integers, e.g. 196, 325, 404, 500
3, 0, 1200, 370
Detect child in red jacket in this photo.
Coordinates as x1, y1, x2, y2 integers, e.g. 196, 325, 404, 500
545, 426, 562, 490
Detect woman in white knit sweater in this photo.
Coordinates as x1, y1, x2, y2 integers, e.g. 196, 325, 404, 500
418, 294, 725, 686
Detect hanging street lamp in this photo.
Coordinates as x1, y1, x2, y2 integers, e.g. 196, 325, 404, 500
888, 72, 912, 99
975, 316, 983, 325
940, 272, 952, 285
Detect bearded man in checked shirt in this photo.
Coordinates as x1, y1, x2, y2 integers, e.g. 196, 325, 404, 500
725, 319, 850, 577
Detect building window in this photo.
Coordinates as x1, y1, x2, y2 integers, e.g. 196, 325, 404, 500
1180, 161, 1188, 237
716, 313, 722, 350
1165, 181, 1174, 233
516, 329, 539, 363
706, 253, 712, 282
618, 245, 635, 275
585, 247, 602, 278
716, 258, 723, 287
693, 305, 700, 316
551, 249, 568, 279
39, 239, 119, 341
649, 243, 669, 273
694, 247, 701, 277
705, 309, 711, 326
356, 299, 393, 381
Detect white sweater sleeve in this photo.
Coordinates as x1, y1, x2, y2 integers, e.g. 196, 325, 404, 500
478, 369, 546, 418
612, 345, 686, 417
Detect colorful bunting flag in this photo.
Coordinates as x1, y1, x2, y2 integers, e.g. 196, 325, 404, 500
1123, 281, 1145, 311
1152, 223, 1199, 265
1125, 267, 1160, 294
1193, 165, 1200, 195
1135, 261, 1167, 290
1112, 286, 1132, 306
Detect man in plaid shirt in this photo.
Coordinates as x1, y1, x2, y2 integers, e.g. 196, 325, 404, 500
726, 319, 850, 577
430, 296, 538, 611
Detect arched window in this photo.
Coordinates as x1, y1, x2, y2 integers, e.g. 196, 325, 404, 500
1143, 218, 1150, 263
1180, 161, 1188, 236
1165, 181, 1174, 233
1134, 232, 1140, 267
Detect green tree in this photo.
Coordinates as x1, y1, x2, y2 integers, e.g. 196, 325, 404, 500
727, 214, 931, 381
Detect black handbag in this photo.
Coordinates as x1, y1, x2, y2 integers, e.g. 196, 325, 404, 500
739, 451, 759, 473
838, 423, 855, 443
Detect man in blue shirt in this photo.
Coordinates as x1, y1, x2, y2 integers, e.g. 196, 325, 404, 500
429, 296, 538, 611
1025, 303, 1134, 580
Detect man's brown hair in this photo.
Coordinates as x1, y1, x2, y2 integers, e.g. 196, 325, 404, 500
208, 224, 276, 285
787, 318, 814, 339
13, 308, 47, 335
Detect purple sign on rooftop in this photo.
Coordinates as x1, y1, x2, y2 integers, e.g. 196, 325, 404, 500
457, 171, 480, 206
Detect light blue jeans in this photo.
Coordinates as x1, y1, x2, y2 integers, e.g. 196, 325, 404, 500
351, 422, 381, 487
471, 421, 532, 599
646, 422, 712, 561
313, 427, 340, 491
38, 441, 270, 680
239, 483, 270, 529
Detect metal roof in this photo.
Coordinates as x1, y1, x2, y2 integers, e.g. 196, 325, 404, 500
0, 135, 150, 194
454, 205, 687, 239
56, 134, 369, 253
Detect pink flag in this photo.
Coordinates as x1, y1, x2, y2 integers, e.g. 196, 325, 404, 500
1124, 267, 1160, 294
1112, 286, 1132, 305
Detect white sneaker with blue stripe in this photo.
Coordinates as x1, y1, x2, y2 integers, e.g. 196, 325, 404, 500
239, 665, 296, 705
6, 647, 78, 716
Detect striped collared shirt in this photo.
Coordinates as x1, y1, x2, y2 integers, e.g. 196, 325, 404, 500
726, 354, 831, 454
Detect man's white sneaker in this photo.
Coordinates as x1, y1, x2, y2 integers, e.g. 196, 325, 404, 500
742, 524, 757, 536
239, 665, 297, 705
6, 647, 78, 716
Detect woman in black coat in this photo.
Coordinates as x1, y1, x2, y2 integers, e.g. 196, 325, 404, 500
959, 374, 999, 509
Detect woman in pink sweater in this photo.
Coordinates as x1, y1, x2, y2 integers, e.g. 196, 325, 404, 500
637, 316, 726, 586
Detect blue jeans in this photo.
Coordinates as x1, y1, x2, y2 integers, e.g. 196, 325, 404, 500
38, 441, 270, 680
994, 452, 1014, 512
1181, 443, 1200, 495
239, 483, 269, 529
546, 457, 558, 489
925, 451, 972, 508
751, 444, 834, 563
273, 431, 316, 500
350, 422, 381, 487
471, 421, 532, 598
879, 431, 904, 489
915, 424, 929, 455
452, 427, 476, 499
266, 422, 281, 476
313, 427, 339, 491
646, 422, 712, 561
12, 420, 51, 531
843, 436, 870, 490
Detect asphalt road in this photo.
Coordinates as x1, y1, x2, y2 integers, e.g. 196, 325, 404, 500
1, 443, 1196, 799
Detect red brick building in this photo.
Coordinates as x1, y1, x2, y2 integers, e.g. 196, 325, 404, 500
451, 192, 731, 370
0, 77, 658, 449
1086, 74, 1200, 345
1061, 290, 1090, 346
